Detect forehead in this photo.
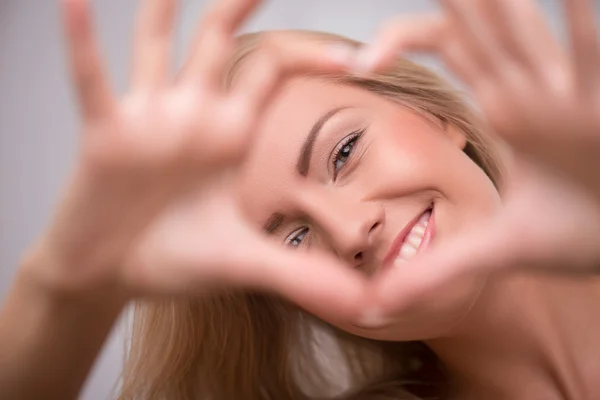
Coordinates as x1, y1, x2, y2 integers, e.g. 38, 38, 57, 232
237, 77, 377, 223
249, 77, 368, 156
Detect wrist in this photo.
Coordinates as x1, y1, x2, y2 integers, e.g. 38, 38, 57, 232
18, 239, 130, 308
1, 253, 127, 400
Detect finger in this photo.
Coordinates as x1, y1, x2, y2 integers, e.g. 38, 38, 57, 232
185, 38, 354, 168
131, 0, 178, 90
355, 14, 481, 88
563, 0, 600, 94
437, 35, 484, 88
354, 14, 447, 73
61, 0, 115, 120
234, 239, 368, 324
228, 35, 355, 130
484, 0, 566, 82
180, 0, 262, 89
124, 220, 367, 324
437, 0, 507, 73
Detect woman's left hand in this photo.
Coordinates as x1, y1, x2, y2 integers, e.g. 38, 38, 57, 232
360, 0, 600, 200
352, 0, 600, 321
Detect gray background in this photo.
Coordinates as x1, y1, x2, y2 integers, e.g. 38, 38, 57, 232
0, 1, 597, 398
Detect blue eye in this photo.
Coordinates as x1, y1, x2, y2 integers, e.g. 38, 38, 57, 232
286, 227, 308, 248
331, 130, 363, 179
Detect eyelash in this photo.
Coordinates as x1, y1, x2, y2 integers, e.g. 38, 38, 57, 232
331, 129, 364, 180
285, 227, 309, 248
285, 129, 366, 248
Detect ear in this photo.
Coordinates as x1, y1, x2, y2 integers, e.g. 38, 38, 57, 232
443, 122, 468, 150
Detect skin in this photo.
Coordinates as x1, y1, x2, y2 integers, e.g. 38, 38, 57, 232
238, 77, 501, 340
0, 0, 367, 398
343, 7, 600, 398
429, 275, 600, 399
237, 77, 600, 399
1, 0, 600, 398
361, 0, 600, 312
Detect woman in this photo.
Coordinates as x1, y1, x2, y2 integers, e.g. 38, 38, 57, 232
1, 0, 600, 399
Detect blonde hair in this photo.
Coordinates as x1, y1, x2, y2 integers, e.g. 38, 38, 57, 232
119, 31, 503, 400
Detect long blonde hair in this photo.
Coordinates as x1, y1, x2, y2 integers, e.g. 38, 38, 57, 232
119, 31, 503, 400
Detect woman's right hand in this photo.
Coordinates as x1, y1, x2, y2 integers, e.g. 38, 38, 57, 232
23, 0, 365, 322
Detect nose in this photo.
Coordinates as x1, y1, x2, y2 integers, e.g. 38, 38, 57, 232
303, 192, 384, 267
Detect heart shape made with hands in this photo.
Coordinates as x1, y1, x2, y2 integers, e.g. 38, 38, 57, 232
44, 0, 600, 333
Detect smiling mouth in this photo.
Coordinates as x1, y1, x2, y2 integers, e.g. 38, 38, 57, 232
383, 205, 435, 268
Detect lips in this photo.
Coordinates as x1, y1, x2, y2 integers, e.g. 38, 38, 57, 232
382, 205, 435, 268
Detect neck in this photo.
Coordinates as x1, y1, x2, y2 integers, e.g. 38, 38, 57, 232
426, 273, 600, 400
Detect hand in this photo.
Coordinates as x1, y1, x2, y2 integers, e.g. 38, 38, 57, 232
351, 0, 600, 321
25, 0, 365, 323
360, 0, 600, 200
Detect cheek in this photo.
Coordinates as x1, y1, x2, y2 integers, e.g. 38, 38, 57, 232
384, 125, 501, 227
366, 126, 463, 194
432, 148, 501, 238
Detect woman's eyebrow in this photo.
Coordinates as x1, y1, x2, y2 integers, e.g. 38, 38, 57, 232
296, 106, 350, 176
263, 212, 285, 234
264, 107, 350, 235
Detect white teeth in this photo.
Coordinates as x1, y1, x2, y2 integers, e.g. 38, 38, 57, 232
419, 211, 431, 226
399, 243, 417, 259
395, 210, 432, 264
394, 258, 408, 266
407, 234, 422, 248
412, 225, 425, 237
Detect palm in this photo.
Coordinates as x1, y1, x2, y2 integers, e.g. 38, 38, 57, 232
81, 92, 245, 178
125, 176, 257, 293
126, 177, 370, 323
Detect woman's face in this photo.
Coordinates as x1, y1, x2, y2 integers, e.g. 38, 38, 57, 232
237, 77, 502, 341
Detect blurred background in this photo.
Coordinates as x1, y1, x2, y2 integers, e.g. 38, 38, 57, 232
0, 1, 597, 398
